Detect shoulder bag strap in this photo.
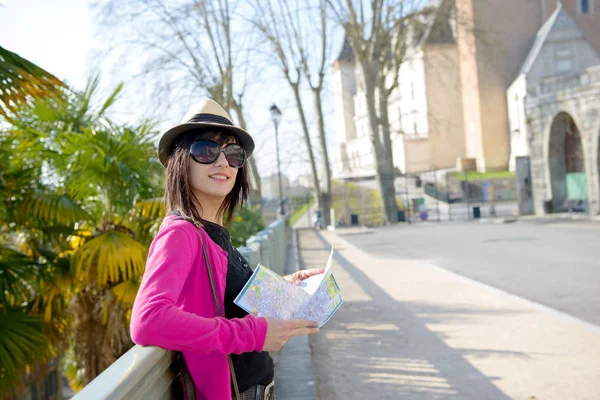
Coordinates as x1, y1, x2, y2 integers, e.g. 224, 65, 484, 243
197, 226, 242, 400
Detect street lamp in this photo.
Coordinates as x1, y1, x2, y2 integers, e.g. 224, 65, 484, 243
269, 103, 285, 216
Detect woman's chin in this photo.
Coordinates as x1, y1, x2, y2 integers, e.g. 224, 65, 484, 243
204, 187, 233, 199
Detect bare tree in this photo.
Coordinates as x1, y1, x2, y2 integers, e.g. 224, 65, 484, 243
298, 0, 335, 226
93, 0, 263, 204
249, 0, 331, 221
326, 0, 445, 223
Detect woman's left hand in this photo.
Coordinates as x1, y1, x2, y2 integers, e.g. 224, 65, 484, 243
284, 268, 325, 285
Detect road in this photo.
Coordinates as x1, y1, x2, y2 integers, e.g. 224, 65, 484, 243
337, 219, 600, 326
298, 224, 600, 399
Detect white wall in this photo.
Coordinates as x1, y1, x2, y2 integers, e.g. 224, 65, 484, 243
395, 50, 430, 137
331, 46, 434, 179
332, 62, 357, 144
507, 75, 529, 171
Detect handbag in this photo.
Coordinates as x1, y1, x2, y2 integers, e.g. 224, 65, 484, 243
174, 219, 242, 400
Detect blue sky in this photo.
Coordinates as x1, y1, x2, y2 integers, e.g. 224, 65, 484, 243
0, 0, 339, 182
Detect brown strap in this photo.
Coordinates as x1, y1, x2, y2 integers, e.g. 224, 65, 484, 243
197, 225, 242, 400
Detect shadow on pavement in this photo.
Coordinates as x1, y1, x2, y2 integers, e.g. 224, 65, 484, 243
300, 228, 523, 400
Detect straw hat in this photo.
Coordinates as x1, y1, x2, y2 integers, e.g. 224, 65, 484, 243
157, 99, 255, 167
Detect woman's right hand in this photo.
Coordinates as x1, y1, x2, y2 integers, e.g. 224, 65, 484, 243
262, 317, 320, 352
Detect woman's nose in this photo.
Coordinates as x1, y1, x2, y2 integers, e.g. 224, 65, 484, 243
214, 151, 229, 167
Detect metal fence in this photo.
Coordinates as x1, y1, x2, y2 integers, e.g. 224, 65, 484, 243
325, 174, 520, 226
71, 218, 289, 400
408, 173, 519, 222
406, 199, 519, 223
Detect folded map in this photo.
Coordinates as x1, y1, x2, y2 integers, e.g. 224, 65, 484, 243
234, 248, 342, 328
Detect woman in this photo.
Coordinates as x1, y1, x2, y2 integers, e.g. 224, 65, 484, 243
130, 99, 322, 400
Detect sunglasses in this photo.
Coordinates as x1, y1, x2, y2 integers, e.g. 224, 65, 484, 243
189, 139, 247, 169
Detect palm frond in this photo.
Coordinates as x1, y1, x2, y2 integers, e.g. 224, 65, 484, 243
133, 197, 165, 220
0, 309, 55, 398
0, 45, 65, 118
30, 247, 73, 324
98, 82, 123, 116
72, 230, 147, 287
15, 192, 89, 227
111, 278, 140, 308
0, 246, 41, 308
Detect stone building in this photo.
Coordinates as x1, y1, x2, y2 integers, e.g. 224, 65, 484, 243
332, 1, 466, 179
331, 0, 600, 181
508, 3, 600, 215
261, 173, 290, 200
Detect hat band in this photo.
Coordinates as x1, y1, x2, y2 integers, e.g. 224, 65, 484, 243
187, 113, 233, 126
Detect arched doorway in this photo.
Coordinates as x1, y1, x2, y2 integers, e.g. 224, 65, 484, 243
548, 112, 586, 212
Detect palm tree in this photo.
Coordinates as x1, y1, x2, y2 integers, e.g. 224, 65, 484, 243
17, 78, 164, 385
1, 71, 164, 397
0, 48, 67, 397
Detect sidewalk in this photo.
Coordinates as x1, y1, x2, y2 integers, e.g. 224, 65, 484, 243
298, 228, 600, 400
517, 212, 600, 224
271, 229, 317, 400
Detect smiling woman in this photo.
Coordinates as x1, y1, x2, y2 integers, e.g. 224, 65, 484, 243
129, 99, 322, 400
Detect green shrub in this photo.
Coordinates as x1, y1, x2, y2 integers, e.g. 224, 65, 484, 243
331, 181, 404, 226
227, 206, 265, 247
448, 170, 515, 181
289, 198, 315, 226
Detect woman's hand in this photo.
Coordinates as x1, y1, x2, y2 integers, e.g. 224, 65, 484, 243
284, 268, 325, 285
262, 317, 319, 352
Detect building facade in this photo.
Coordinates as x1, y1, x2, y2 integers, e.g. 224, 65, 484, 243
261, 173, 290, 200
332, 0, 600, 180
506, 3, 600, 215
508, 4, 600, 171
332, 3, 466, 179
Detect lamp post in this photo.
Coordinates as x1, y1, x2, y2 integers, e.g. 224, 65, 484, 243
269, 103, 285, 216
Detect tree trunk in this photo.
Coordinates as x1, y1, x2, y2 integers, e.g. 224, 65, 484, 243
232, 101, 262, 206
313, 87, 332, 226
291, 83, 322, 218
362, 64, 398, 224
377, 78, 399, 223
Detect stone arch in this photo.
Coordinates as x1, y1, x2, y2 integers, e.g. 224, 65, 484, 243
547, 111, 587, 212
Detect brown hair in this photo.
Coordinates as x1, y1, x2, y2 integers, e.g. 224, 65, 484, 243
164, 130, 249, 224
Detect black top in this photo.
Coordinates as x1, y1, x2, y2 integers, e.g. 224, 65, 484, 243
202, 221, 275, 393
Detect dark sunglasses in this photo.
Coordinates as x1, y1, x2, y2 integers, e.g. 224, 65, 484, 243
189, 139, 247, 169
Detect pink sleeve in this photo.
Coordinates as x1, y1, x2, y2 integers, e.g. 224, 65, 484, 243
130, 224, 268, 355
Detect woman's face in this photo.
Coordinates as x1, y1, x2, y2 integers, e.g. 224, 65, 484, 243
188, 134, 239, 202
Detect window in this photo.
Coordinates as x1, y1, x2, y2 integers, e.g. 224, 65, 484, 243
555, 47, 574, 73
580, 0, 593, 14
397, 108, 403, 133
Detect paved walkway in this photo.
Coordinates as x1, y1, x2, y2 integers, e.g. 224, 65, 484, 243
271, 229, 317, 400
297, 228, 600, 400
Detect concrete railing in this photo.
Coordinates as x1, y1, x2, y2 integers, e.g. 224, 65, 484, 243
239, 218, 289, 275
72, 218, 289, 400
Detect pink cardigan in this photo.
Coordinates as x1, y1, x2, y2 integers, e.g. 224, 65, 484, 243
130, 216, 268, 400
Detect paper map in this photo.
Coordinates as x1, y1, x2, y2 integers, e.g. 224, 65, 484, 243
234, 248, 342, 328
